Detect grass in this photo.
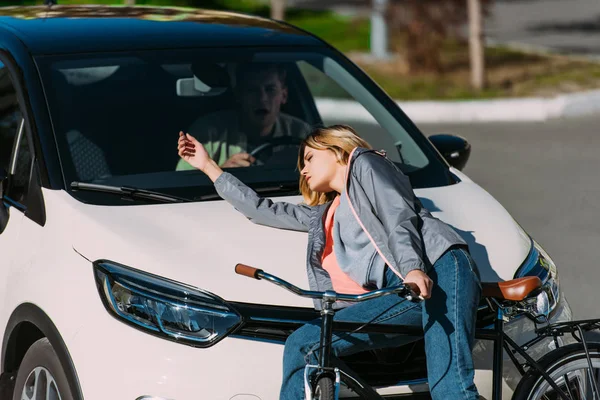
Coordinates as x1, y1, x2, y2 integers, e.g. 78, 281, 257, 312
7, 0, 600, 100
288, 12, 370, 53
10, 0, 368, 52
352, 43, 600, 100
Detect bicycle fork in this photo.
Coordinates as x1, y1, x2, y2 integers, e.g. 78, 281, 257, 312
304, 292, 341, 400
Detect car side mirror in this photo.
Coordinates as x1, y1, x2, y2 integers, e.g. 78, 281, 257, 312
428, 134, 471, 171
0, 168, 9, 234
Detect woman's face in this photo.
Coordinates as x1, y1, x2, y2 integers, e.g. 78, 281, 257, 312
301, 146, 341, 193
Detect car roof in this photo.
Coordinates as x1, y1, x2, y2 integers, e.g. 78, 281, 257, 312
0, 5, 324, 55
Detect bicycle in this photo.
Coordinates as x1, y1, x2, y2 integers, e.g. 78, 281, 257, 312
234, 263, 600, 400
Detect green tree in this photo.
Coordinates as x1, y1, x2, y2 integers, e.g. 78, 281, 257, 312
387, 0, 492, 88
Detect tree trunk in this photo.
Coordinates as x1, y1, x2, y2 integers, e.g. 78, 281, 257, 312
271, 0, 285, 20
467, 0, 485, 90
125, 0, 135, 5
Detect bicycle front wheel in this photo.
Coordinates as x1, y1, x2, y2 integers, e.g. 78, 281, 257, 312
513, 343, 600, 400
314, 376, 335, 400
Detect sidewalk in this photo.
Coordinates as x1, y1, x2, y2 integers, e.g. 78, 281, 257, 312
289, 0, 600, 123
316, 88, 600, 123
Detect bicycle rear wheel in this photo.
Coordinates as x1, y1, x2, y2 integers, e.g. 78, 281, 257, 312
513, 343, 600, 400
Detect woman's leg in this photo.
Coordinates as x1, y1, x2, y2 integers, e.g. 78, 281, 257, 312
423, 247, 482, 400
280, 268, 423, 400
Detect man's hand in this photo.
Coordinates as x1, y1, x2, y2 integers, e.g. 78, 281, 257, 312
403, 269, 433, 299
221, 153, 256, 168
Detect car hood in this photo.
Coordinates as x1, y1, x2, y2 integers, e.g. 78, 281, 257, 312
60, 177, 531, 308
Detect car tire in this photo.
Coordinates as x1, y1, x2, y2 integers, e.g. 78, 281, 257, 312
12, 337, 75, 400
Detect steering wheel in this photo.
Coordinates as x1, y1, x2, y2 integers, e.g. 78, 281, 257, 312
248, 136, 304, 166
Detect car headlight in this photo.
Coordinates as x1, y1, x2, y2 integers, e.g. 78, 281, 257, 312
514, 239, 560, 318
93, 260, 241, 347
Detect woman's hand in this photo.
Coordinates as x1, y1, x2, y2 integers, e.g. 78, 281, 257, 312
403, 269, 433, 299
178, 131, 210, 171
177, 131, 223, 182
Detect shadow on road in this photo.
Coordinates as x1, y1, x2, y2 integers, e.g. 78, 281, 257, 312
527, 15, 600, 33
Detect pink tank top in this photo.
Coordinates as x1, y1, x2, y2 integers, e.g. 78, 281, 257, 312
321, 196, 368, 295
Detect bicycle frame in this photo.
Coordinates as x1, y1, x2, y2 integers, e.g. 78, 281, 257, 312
477, 315, 600, 400
234, 264, 418, 400
306, 312, 600, 400
303, 294, 339, 400
475, 313, 565, 400
233, 264, 600, 400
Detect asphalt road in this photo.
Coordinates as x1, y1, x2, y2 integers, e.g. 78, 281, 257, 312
487, 0, 600, 58
353, 113, 600, 319
291, 0, 600, 58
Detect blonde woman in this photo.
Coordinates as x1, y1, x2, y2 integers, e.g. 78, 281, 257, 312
177, 125, 481, 399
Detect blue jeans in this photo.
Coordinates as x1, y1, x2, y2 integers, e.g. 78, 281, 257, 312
280, 246, 482, 399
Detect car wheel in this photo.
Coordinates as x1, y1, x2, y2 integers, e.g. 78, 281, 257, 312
12, 338, 74, 400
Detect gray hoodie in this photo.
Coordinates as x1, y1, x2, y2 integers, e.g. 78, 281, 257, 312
214, 147, 467, 308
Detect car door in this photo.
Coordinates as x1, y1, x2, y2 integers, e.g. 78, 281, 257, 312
0, 55, 43, 328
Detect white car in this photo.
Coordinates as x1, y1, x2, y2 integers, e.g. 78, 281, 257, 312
0, 5, 571, 400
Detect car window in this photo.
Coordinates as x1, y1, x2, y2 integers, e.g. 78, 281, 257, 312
0, 64, 21, 175
297, 60, 428, 170
0, 62, 30, 207
35, 48, 453, 206
9, 120, 32, 206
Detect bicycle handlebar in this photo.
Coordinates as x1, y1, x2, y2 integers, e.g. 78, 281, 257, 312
234, 263, 262, 279
235, 263, 423, 303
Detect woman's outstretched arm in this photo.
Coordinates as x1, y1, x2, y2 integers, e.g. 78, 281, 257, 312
178, 132, 311, 232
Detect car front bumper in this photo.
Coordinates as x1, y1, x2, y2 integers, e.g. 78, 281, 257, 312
69, 290, 572, 400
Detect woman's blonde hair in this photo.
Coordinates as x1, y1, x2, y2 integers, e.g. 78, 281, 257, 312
298, 124, 372, 206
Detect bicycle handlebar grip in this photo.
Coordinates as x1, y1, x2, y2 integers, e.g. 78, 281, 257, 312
235, 263, 263, 280
404, 282, 421, 294
404, 282, 421, 296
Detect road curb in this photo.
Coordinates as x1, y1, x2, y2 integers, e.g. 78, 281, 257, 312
315, 88, 600, 123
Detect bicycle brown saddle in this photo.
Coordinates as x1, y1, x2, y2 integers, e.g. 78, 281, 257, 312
481, 276, 542, 301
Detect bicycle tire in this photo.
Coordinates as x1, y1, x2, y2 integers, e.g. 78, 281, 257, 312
338, 370, 387, 399
513, 342, 600, 400
311, 367, 396, 399
314, 376, 335, 400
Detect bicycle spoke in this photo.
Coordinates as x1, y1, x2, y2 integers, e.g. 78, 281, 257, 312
596, 368, 600, 400
592, 367, 600, 400
533, 366, 596, 400
585, 368, 594, 400
563, 373, 575, 399
589, 368, 600, 400
577, 366, 600, 400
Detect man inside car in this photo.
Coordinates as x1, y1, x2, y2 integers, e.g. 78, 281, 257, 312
176, 62, 311, 170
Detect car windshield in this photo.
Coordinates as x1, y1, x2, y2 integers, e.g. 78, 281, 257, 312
36, 47, 454, 205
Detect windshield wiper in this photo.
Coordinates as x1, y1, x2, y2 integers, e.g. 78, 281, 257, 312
70, 182, 190, 204
194, 182, 299, 201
